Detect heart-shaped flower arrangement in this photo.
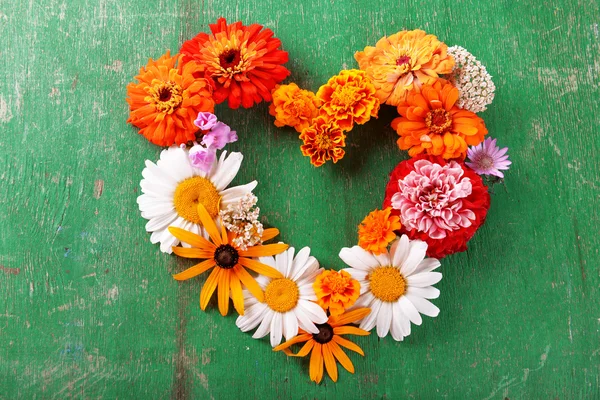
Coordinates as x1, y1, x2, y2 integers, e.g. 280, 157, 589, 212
126, 17, 510, 384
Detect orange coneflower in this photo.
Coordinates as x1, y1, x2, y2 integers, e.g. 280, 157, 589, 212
169, 203, 288, 316
355, 29, 454, 106
392, 79, 488, 159
274, 308, 370, 384
358, 207, 402, 254
126, 51, 215, 146
313, 270, 360, 316
180, 17, 290, 109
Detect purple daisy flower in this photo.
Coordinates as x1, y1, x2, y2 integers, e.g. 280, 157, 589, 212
466, 137, 511, 178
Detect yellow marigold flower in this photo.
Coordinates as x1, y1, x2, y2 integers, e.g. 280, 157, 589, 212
269, 83, 320, 133
299, 116, 346, 167
316, 69, 379, 131
355, 29, 454, 106
358, 207, 401, 254
314, 270, 360, 316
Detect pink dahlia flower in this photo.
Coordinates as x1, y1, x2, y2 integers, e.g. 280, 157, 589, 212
391, 159, 475, 240
466, 137, 511, 178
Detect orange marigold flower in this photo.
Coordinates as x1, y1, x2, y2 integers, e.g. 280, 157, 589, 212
355, 29, 454, 106
316, 69, 380, 131
391, 79, 488, 159
358, 207, 401, 254
269, 83, 320, 132
126, 51, 215, 146
180, 17, 291, 109
299, 116, 346, 167
314, 270, 360, 316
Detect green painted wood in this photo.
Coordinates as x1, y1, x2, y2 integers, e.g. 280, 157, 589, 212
0, 0, 598, 398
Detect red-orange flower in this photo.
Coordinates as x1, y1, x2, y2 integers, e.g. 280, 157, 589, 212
180, 17, 290, 109
316, 70, 380, 131
314, 270, 360, 316
358, 207, 402, 254
299, 116, 346, 167
269, 83, 320, 132
392, 79, 488, 159
126, 51, 215, 146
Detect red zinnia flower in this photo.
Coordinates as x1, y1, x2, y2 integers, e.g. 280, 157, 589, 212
180, 17, 290, 109
383, 155, 490, 258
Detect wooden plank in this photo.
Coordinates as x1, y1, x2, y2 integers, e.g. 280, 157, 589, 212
0, 0, 598, 398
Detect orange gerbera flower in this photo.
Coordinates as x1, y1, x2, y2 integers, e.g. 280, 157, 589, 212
299, 116, 346, 167
269, 83, 320, 132
169, 202, 288, 316
313, 270, 360, 316
355, 29, 454, 106
180, 17, 290, 109
358, 207, 402, 254
126, 51, 215, 146
274, 308, 370, 384
392, 79, 488, 159
316, 69, 380, 131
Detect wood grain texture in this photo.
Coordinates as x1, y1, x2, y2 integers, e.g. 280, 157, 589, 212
0, 0, 599, 398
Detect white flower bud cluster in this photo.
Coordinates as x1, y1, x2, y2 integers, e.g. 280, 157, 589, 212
220, 193, 264, 250
447, 46, 496, 113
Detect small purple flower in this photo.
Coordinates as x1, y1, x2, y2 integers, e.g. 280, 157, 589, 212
466, 137, 511, 178
189, 144, 217, 172
194, 112, 218, 131
201, 122, 238, 150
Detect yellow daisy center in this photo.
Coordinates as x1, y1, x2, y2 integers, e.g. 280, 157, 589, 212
147, 80, 183, 114
265, 278, 299, 313
368, 266, 406, 302
173, 176, 221, 223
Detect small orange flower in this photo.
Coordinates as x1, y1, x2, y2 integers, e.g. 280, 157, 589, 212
269, 83, 320, 132
126, 51, 215, 146
392, 79, 488, 159
355, 29, 454, 106
274, 308, 370, 384
316, 69, 380, 131
358, 207, 401, 254
299, 116, 346, 167
314, 270, 360, 316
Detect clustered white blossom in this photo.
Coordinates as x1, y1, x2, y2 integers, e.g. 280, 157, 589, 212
220, 193, 264, 250
447, 45, 496, 113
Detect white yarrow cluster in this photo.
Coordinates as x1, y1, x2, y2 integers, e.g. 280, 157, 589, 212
220, 193, 264, 250
447, 45, 496, 113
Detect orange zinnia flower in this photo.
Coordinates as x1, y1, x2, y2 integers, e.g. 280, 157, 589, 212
180, 17, 291, 109
313, 270, 360, 316
274, 308, 370, 384
126, 51, 215, 146
355, 29, 454, 106
392, 79, 488, 159
358, 207, 402, 254
299, 116, 346, 167
169, 202, 288, 316
316, 69, 380, 131
269, 83, 321, 132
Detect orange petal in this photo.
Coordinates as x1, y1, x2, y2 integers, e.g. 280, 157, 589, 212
168, 226, 216, 250
261, 228, 280, 242
200, 268, 221, 310
173, 259, 216, 281
238, 243, 289, 258
238, 257, 284, 278
293, 339, 315, 357
273, 334, 312, 352
230, 275, 245, 316
233, 265, 265, 302
172, 247, 214, 259
196, 203, 222, 245
333, 335, 365, 356
322, 344, 338, 382
330, 340, 355, 373
217, 269, 230, 316
310, 343, 324, 383
329, 308, 371, 327
333, 326, 370, 336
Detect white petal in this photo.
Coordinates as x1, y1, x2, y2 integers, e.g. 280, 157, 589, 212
406, 272, 442, 287
298, 283, 316, 299
276, 248, 289, 276
390, 301, 405, 341
359, 298, 381, 331
406, 286, 440, 299
210, 151, 244, 191
406, 295, 440, 317
398, 296, 422, 325
390, 235, 410, 268
283, 248, 295, 278
413, 258, 441, 274
145, 212, 178, 232
252, 309, 274, 339
401, 240, 428, 276
220, 182, 259, 206
344, 268, 368, 281
297, 300, 328, 324
270, 312, 283, 347
257, 256, 277, 272
395, 301, 411, 337
354, 291, 375, 309
295, 308, 318, 334
376, 302, 393, 337
236, 303, 268, 332
282, 312, 299, 341
292, 257, 319, 282
289, 247, 311, 280
339, 246, 379, 271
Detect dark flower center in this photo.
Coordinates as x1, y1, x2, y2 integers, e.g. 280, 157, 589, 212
219, 49, 241, 69
158, 87, 172, 102
425, 109, 452, 134
214, 244, 239, 269
396, 55, 411, 66
312, 323, 334, 344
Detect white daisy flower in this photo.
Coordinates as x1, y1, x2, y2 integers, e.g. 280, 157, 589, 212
236, 247, 328, 347
339, 235, 441, 341
137, 147, 257, 253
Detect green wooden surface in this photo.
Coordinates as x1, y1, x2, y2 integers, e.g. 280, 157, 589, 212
1, 0, 599, 398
